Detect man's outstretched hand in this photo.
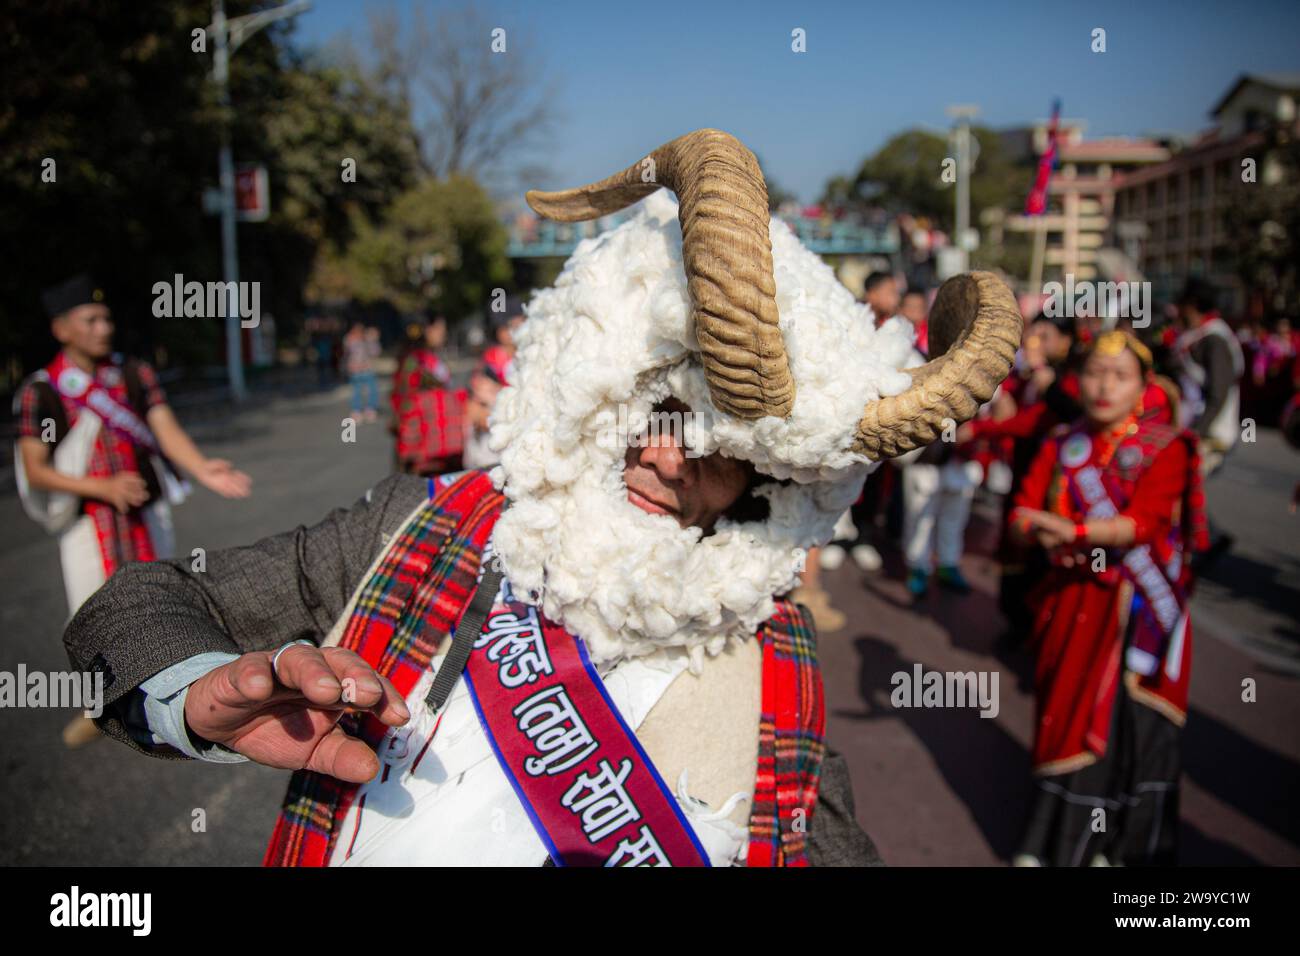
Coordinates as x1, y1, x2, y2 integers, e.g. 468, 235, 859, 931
184, 645, 410, 783
194, 457, 253, 498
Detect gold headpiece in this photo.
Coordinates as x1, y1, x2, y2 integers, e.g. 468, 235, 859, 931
1090, 329, 1152, 372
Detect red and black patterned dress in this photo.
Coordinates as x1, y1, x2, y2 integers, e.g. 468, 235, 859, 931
1012, 413, 1208, 865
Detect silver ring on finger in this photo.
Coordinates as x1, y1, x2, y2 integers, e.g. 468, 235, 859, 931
271, 639, 317, 682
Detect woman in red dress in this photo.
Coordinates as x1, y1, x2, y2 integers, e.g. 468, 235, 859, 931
1010, 330, 1208, 866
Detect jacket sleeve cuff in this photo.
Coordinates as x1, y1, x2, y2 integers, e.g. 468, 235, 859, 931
138, 653, 249, 763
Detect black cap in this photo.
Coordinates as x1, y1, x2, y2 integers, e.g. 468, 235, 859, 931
491, 294, 525, 329
42, 274, 105, 318
1178, 277, 1217, 314
1031, 309, 1076, 339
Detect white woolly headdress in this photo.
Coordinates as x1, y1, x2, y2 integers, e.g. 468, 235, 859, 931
487, 130, 1020, 668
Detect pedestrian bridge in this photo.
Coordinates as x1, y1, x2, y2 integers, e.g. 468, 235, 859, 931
506, 214, 898, 258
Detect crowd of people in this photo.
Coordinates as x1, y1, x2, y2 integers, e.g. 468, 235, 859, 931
386, 295, 523, 475
366, 263, 1291, 866
293, 267, 1295, 868
362, 259, 1300, 866
298, 296, 527, 478
13, 251, 1293, 867
788, 267, 1298, 866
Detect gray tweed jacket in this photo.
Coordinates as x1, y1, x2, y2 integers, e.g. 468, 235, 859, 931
63, 472, 882, 866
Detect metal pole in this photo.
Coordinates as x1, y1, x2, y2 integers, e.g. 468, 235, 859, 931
213, 0, 246, 402
1030, 216, 1047, 295
955, 120, 969, 247
946, 104, 979, 270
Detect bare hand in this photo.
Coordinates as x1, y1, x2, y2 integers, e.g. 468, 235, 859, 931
1023, 510, 1077, 550
99, 472, 150, 513
992, 392, 1017, 421
195, 458, 252, 498
184, 645, 409, 783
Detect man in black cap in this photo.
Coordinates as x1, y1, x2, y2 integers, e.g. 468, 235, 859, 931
14, 274, 253, 746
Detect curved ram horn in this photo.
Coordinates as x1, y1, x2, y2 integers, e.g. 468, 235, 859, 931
526, 128, 793, 419
854, 271, 1022, 459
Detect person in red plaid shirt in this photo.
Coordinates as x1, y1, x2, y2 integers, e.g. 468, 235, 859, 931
15, 274, 251, 747
390, 315, 466, 476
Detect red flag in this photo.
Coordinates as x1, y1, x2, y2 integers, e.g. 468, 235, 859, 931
1025, 99, 1061, 216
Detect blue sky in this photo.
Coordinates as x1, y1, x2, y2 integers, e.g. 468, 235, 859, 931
291, 0, 1300, 203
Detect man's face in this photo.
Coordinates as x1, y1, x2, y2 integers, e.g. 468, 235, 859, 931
499, 315, 524, 349
1030, 320, 1071, 364
866, 278, 899, 321
622, 398, 752, 532
52, 303, 113, 359
899, 292, 927, 327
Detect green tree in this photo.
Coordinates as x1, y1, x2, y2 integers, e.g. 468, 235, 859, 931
843, 129, 953, 222
1223, 127, 1300, 320
822, 127, 1031, 233
0, 0, 234, 377
245, 55, 421, 330
337, 176, 512, 320
259, 58, 420, 249
0, 1, 421, 384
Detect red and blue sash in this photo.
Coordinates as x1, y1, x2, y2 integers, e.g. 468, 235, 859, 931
47, 353, 160, 454
1060, 441, 1187, 677
464, 573, 710, 866
265, 470, 825, 868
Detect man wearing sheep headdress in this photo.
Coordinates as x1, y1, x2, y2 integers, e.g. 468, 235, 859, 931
64, 129, 1020, 866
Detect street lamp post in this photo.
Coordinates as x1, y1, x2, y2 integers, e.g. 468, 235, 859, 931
947, 104, 980, 271
207, 0, 311, 402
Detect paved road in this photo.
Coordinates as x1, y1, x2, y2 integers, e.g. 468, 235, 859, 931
0, 388, 1295, 865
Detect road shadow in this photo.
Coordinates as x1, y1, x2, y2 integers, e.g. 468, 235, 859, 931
834, 632, 1033, 862
1178, 818, 1265, 865
849, 565, 1037, 696
1200, 547, 1300, 645
1182, 704, 1300, 849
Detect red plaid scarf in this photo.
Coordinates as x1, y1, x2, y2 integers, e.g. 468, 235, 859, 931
264, 470, 825, 866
